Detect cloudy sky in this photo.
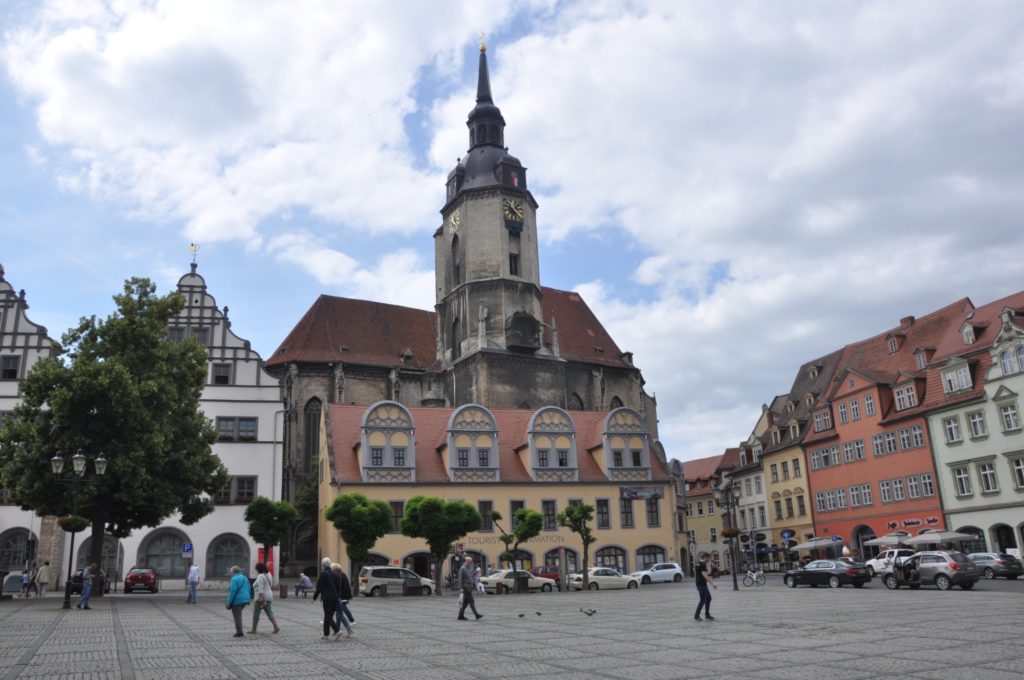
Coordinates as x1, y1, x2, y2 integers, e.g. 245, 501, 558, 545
2, 1, 1022, 463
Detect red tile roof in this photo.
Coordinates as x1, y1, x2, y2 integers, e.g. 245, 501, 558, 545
682, 453, 725, 483
326, 404, 669, 485
268, 287, 631, 369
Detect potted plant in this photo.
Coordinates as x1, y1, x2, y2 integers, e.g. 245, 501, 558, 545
57, 515, 89, 533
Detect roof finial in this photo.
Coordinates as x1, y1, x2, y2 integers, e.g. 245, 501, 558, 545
189, 242, 199, 273
479, 31, 486, 52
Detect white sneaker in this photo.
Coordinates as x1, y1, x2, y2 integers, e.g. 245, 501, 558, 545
332, 630, 344, 641
346, 627, 354, 637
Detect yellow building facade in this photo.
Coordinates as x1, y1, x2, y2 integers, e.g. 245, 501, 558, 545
762, 443, 814, 552
318, 401, 678, 579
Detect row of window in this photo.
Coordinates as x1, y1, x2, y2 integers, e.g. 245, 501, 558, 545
684, 500, 716, 517
371, 447, 406, 466
814, 474, 935, 512
951, 456, 1024, 497
738, 505, 767, 530
769, 458, 802, 483
943, 404, 1020, 444
998, 347, 1024, 377
772, 494, 808, 520
216, 416, 257, 441
835, 394, 876, 424
385, 497, 662, 533
214, 476, 257, 505
810, 426, 924, 470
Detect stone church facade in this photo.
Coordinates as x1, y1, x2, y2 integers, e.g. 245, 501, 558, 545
266, 46, 663, 560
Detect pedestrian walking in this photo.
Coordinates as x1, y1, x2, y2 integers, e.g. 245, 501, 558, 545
186, 562, 201, 603
250, 562, 280, 634
330, 563, 355, 638
693, 552, 717, 621
35, 562, 51, 598
474, 564, 484, 594
312, 557, 340, 639
20, 570, 31, 598
456, 555, 483, 621
76, 563, 97, 609
225, 565, 251, 637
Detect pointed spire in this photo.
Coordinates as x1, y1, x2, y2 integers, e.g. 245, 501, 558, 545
476, 38, 493, 104
467, 40, 505, 146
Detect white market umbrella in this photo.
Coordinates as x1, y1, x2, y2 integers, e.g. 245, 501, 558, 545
901, 531, 978, 546
863, 533, 911, 547
789, 537, 842, 552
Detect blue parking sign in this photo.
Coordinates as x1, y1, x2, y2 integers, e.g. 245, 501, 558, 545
182, 542, 193, 555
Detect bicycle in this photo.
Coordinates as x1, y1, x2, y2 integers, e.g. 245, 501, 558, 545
742, 568, 766, 587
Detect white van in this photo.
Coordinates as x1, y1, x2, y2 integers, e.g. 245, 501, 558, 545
865, 549, 914, 576
357, 566, 434, 596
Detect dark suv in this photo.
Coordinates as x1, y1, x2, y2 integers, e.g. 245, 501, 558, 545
124, 566, 161, 593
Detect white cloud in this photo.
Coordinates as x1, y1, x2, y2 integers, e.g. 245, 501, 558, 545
5, 0, 1024, 463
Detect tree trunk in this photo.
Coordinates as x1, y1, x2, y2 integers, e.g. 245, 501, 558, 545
582, 543, 590, 590
88, 516, 105, 598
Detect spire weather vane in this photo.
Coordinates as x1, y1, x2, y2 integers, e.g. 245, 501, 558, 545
189, 242, 199, 263
479, 31, 486, 52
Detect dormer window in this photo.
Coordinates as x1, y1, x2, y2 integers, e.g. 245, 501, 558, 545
916, 350, 927, 370
771, 429, 781, 445
447, 405, 500, 480
360, 401, 417, 481
963, 325, 976, 344
888, 337, 899, 353
603, 408, 651, 478
894, 384, 918, 411
942, 364, 973, 394
529, 407, 578, 479
808, 366, 819, 379
805, 394, 814, 407
813, 410, 832, 432
739, 451, 748, 466
789, 423, 800, 438
786, 401, 795, 414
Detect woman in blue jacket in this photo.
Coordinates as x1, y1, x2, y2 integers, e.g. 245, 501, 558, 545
226, 565, 252, 637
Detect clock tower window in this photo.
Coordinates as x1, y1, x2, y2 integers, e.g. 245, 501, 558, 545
509, 233, 521, 276
451, 235, 462, 286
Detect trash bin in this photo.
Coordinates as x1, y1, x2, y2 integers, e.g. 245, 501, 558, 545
402, 578, 424, 596
279, 583, 288, 599
516, 574, 530, 594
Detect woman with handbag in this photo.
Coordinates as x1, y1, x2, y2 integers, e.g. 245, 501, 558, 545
250, 562, 280, 634
225, 565, 251, 638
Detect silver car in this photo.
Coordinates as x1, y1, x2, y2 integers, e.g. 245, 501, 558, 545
882, 550, 980, 591
967, 552, 1023, 580
630, 562, 684, 585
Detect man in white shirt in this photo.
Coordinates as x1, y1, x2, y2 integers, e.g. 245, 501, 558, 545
186, 563, 201, 604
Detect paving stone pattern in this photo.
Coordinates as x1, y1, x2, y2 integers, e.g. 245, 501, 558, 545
1, 580, 1021, 680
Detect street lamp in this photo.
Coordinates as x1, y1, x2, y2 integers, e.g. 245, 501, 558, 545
51, 449, 107, 609
712, 480, 741, 592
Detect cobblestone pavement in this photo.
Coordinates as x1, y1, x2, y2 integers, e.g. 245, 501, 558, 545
1, 578, 1022, 680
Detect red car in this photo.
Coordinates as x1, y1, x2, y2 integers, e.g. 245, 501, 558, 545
124, 566, 161, 593
530, 565, 563, 586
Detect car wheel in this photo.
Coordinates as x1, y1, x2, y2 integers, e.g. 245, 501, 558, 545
627, 580, 638, 589
541, 583, 552, 592
421, 586, 432, 596
983, 568, 995, 580
867, 566, 875, 577
883, 574, 899, 590
785, 576, 797, 588
960, 582, 974, 590
588, 582, 599, 591
829, 576, 841, 589
641, 575, 651, 585
673, 573, 682, 583
935, 574, 952, 591
498, 584, 509, 594
370, 586, 382, 597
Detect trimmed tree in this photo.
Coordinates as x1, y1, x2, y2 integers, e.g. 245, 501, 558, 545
401, 495, 481, 595
491, 508, 543, 593
244, 496, 298, 582
558, 502, 597, 590
324, 493, 392, 578
0, 278, 228, 589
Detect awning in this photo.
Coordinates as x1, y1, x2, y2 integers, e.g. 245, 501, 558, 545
863, 533, 910, 547
901, 531, 978, 546
789, 537, 841, 551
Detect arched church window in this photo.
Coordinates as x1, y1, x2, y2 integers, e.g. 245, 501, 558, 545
207, 533, 250, 579
610, 396, 624, 409
304, 398, 322, 475
567, 393, 584, 410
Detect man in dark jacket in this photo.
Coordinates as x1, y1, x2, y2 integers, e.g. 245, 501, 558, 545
457, 556, 483, 621
312, 557, 340, 639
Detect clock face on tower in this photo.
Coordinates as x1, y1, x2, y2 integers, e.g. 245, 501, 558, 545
449, 208, 461, 232
502, 197, 524, 221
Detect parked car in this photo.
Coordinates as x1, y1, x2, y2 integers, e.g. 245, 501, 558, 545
865, 549, 915, 576
70, 568, 111, 594
357, 566, 434, 596
631, 562, 684, 585
481, 569, 555, 594
967, 552, 1023, 580
783, 560, 871, 588
529, 565, 563, 587
881, 550, 979, 591
124, 566, 160, 593
570, 567, 639, 591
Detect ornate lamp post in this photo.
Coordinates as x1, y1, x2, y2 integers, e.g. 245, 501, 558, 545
51, 449, 107, 609
712, 480, 741, 592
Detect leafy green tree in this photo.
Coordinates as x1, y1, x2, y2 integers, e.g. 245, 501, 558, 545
401, 495, 481, 595
324, 492, 392, 577
491, 508, 544, 592
0, 278, 228, 582
558, 502, 597, 590
244, 496, 298, 582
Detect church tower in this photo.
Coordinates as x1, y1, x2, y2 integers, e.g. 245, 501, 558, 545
435, 42, 545, 367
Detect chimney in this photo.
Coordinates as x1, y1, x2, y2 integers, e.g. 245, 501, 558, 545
900, 315, 915, 329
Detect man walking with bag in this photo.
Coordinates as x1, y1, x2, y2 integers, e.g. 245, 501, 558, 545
76, 562, 97, 610
186, 562, 200, 604
312, 557, 340, 639
456, 555, 483, 621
